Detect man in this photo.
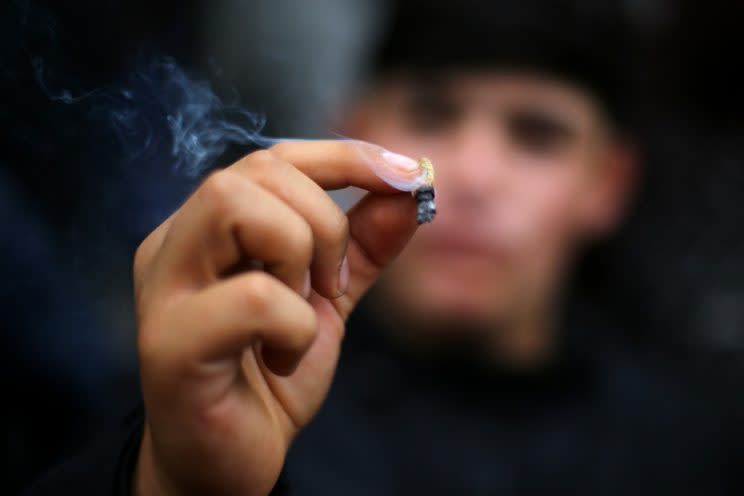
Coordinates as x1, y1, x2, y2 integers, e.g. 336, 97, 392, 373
26, 1, 744, 495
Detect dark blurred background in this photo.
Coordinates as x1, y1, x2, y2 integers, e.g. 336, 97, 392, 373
1, 0, 743, 493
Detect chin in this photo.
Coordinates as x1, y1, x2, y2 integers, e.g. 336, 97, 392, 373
426, 292, 501, 324
405, 272, 510, 326
378, 254, 513, 327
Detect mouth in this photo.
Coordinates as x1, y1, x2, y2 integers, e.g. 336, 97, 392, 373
414, 213, 525, 261
420, 233, 508, 260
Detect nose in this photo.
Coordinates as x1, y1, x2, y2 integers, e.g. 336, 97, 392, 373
439, 117, 508, 210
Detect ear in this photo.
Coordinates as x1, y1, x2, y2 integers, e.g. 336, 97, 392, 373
580, 139, 638, 238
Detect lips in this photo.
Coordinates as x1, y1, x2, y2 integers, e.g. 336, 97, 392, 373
417, 225, 509, 259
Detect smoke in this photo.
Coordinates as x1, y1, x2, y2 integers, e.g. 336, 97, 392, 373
11, 0, 277, 179
34, 53, 275, 178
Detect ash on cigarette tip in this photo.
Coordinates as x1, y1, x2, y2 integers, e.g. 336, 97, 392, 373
414, 184, 436, 224
413, 157, 436, 225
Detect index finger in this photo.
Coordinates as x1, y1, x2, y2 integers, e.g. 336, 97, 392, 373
268, 140, 423, 193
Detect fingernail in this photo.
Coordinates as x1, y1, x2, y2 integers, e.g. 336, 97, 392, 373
337, 256, 349, 296
302, 270, 312, 299
381, 150, 419, 173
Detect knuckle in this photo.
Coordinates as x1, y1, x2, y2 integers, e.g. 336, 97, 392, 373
249, 148, 275, 164
241, 272, 277, 315
296, 303, 318, 341
285, 301, 318, 351
287, 218, 314, 265
245, 149, 274, 170
199, 171, 241, 210
269, 141, 292, 157
250, 149, 292, 181
242, 149, 294, 188
325, 207, 349, 246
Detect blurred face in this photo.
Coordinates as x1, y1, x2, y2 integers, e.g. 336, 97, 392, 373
347, 71, 632, 363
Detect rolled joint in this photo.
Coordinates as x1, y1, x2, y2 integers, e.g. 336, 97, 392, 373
414, 184, 436, 225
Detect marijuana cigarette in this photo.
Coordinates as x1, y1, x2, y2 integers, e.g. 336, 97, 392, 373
413, 157, 436, 225
346, 141, 437, 224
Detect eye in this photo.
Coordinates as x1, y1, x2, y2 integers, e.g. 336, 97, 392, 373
400, 89, 461, 135
507, 110, 576, 156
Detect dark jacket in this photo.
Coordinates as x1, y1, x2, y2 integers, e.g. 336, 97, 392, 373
23, 302, 744, 495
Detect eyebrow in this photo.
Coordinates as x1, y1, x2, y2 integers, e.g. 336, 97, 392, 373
498, 104, 580, 138
400, 75, 584, 137
404, 76, 458, 105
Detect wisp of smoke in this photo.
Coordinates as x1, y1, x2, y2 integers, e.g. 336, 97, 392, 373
33, 50, 429, 192
34, 53, 276, 178
14, 0, 426, 192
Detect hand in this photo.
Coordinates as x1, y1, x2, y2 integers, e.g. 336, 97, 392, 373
132, 141, 420, 495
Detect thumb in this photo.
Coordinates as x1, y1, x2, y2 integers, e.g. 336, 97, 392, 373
333, 191, 418, 319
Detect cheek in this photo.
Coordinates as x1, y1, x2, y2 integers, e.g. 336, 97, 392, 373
505, 164, 588, 288
510, 160, 586, 241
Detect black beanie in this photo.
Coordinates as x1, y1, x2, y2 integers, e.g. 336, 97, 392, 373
373, 0, 633, 128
